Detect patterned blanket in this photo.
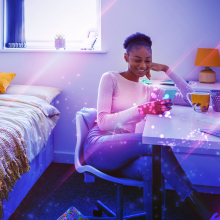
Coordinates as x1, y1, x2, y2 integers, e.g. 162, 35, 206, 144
0, 94, 60, 219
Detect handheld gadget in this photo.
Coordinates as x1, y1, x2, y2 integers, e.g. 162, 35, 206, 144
162, 89, 176, 102
161, 89, 176, 109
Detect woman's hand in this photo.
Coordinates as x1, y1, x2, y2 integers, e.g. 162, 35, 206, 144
151, 63, 169, 72
138, 99, 173, 115
145, 63, 169, 80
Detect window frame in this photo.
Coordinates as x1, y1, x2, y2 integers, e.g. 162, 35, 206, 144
3, 0, 102, 51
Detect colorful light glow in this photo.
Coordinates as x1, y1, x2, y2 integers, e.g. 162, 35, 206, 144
171, 123, 220, 173
37, 165, 76, 208
158, 26, 217, 82
101, 0, 118, 17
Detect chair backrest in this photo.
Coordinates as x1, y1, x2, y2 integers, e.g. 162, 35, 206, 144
74, 114, 89, 172
74, 114, 144, 186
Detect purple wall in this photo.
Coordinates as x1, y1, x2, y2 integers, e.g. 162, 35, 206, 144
0, 0, 220, 163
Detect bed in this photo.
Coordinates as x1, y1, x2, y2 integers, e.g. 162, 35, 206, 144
0, 83, 62, 220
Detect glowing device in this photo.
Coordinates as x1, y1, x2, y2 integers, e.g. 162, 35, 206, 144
162, 89, 176, 102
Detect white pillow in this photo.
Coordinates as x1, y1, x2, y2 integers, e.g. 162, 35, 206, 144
4, 84, 62, 104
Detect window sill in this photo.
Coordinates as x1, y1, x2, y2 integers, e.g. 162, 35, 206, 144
0, 48, 107, 53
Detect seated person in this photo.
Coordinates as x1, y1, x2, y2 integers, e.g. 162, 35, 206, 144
83, 32, 220, 220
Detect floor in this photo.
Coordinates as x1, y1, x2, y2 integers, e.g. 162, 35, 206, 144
8, 162, 220, 220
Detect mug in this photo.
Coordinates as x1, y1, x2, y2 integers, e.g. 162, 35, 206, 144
186, 92, 210, 112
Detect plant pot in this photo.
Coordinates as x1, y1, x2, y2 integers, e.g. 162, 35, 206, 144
55, 39, 66, 50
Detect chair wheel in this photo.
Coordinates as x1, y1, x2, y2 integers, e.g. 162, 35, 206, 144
93, 207, 102, 217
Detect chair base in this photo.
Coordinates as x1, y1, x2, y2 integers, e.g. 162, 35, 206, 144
86, 200, 146, 220
85, 182, 146, 220
86, 213, 146, 220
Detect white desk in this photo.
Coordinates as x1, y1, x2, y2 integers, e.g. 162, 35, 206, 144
142, 105, 220, 154
142, 105, 220, 220
149, 80, 220, 92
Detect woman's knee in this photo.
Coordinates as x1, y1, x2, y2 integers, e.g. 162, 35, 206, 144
116, 156, 152, 180
133, 156, 153, 180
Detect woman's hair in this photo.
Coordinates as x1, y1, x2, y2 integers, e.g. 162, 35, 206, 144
123, 32, 152, 55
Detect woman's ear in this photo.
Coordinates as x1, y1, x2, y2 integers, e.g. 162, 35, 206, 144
124, 53, 128, 62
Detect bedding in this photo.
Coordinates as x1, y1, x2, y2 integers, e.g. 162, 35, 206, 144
4, 84, 62, 104
0, 94, 60, 219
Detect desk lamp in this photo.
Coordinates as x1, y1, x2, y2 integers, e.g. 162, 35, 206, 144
194, 48, 220, 83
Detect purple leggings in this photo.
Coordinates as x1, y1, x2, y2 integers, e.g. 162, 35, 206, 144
83, 124, 196, 219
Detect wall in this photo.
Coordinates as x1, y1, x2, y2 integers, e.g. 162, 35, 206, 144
0, 0, 220, 163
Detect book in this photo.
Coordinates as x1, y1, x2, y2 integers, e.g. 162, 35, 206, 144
160, 80, 189, 86
140, 79, 152, 84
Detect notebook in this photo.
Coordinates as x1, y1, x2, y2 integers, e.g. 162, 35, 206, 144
198, 118, 220, 126
160, 80, 189, 86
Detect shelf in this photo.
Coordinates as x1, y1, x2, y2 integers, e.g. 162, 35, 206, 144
0, 49, 107, 53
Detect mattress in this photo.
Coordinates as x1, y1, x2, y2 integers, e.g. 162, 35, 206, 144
0, 94, 60, 162
0, 95, 60, 219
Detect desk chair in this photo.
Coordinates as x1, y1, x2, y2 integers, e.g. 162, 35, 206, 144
75, 114, 148, 220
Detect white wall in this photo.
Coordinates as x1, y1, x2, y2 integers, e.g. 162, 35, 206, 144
1, 0, 220, 163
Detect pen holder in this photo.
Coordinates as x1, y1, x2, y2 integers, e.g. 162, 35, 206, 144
210, 90, 220, 112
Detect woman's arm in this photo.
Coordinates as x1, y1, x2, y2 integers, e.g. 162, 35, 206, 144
97, 73, 142, 131
165, 67, 194, 105
148, 63, 194, 105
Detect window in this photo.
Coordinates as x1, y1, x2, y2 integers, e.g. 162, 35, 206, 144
5, 0, 101, 50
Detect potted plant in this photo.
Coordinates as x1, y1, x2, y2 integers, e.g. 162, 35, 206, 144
55, 34, 65, 50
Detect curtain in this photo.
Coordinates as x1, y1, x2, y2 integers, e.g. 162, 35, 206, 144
6, 0, 26, 48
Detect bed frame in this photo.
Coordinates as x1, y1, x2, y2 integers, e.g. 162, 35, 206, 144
3, 100, 56, 220
3, 130, 54, 220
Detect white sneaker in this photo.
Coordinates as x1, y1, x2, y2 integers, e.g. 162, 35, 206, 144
210, 213, 220, 220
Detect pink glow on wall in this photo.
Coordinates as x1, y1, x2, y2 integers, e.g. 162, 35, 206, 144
171, 29, 215, 75
23, 54, 61, 85
1, 0, 220, 163
171, 123, 220, 172
157, 27, 217, 82
101, 0, 118, 17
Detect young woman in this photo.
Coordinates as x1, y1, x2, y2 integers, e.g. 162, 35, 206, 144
83, 32, 220, 220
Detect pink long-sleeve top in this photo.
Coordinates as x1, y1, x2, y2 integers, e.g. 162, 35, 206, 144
97, 69, 194, 133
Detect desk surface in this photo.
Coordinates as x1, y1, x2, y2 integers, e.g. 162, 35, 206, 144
142, 105, 220, 155
149, 80, 220, 92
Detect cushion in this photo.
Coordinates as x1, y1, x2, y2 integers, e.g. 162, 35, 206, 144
4, 84, 62, 104
0, 72, 17, 94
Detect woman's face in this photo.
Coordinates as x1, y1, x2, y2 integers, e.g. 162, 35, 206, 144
125, 46, 152, 79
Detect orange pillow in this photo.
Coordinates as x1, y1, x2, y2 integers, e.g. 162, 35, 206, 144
0, 72, 16, 94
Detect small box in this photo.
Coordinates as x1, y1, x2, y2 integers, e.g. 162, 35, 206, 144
57, 207, 89, 220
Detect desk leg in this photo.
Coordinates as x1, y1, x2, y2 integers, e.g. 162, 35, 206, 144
152, 145, 162, 220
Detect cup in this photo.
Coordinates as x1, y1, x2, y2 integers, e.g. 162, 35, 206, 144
186, 92, 210, 112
